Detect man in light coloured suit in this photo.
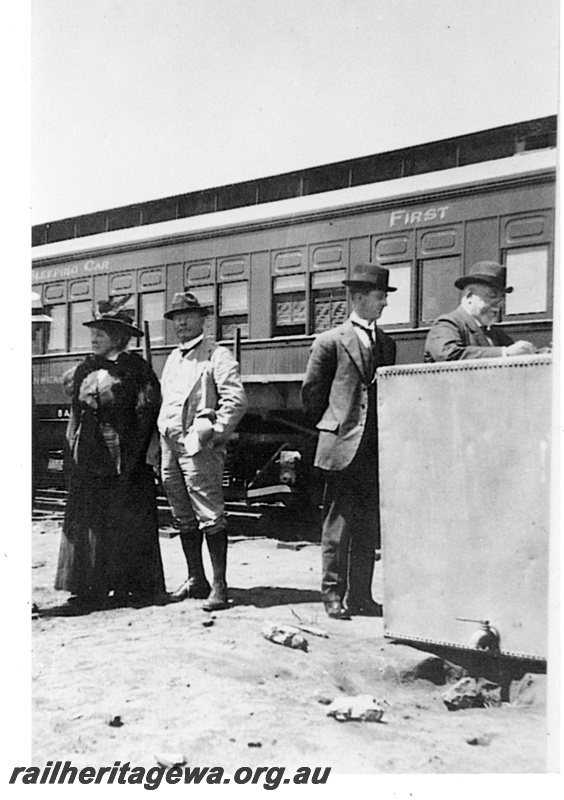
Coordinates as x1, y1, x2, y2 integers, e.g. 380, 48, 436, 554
158, 292, 247, 611
301, 264, 397, 620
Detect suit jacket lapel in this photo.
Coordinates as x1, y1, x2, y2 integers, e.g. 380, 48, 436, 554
340, 322, 370, 383
457, 308, 491, 347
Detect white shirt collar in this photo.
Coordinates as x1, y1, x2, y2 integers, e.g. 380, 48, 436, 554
350, 311, 375, 330
178, 334, 204, 353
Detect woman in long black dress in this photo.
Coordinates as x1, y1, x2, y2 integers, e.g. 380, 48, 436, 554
55, 297, 165, 607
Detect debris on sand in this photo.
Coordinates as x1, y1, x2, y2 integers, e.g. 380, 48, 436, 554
108, 715, 124, 727
289, 608, 329, 638
466, 734, 494, 746
293, 623, 328, 639
262, 623, 308, 652
327, 694, 385, 723
442, 677, 502, 711
315, 696, 334, 706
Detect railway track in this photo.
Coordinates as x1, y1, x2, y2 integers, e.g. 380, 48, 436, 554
32, 487, 320, 541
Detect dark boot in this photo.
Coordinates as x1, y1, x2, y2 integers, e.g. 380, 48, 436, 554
171, 531, 211, 601
202, 530, 229, 611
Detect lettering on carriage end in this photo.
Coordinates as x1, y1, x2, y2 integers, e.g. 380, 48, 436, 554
9, 762, 331, 790
389, 205, 450, 227
32, 258, 111, 284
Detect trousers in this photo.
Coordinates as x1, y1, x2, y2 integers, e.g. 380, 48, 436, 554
160, 432, 226, 536
320, 395, 380, 604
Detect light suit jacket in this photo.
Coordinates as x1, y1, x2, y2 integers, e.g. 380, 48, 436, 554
301, 320, 396, 471
424, 306, 514, 362
158, 339, 247, 448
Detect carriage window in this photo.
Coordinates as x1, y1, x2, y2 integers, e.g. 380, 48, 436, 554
273, 274, 306, 336
45, 304, 67, 352
70, 301, 92, 351
312, 270, 347, 333
505, 246, 549, 315
420, 257, 460, 325
380, 263, 412, 326
189, 285, 216, 341
219, 280, 248, 340
139, 292, 165, 344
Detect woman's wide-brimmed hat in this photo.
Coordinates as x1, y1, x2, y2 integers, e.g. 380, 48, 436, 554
164, 291, 210, 319
83, 296, 144, 336
343, 263, 397, 292
454, 261, 513, 293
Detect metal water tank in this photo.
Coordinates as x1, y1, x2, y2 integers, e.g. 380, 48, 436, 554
377, 355, 552, 661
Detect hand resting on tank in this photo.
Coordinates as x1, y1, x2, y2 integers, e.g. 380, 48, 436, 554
505, 340, 537, 356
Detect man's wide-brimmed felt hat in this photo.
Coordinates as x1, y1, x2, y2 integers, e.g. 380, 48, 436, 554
342, 263, 397, 292
454, 261, 513, 293
164, 291, 210, 319
83, 296, 144, 336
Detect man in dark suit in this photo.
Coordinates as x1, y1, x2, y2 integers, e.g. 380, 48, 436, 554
424, 261, 536, 362
301, 264, 397, 620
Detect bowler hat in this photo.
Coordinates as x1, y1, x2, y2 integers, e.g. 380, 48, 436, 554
83, 296, 144, 336
454, 261, 513, 293
343, 263, 397, 292
164, 291, 210, 319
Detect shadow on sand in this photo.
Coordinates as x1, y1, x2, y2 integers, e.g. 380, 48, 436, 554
228, 585, 321, 608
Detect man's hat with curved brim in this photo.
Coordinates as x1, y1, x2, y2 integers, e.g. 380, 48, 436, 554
454, 261, 513, 293
164, 291, 210, 319
342, 263, 397, 292
83, 296, 144, 336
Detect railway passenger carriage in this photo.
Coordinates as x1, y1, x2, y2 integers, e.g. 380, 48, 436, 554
32, 117, 556, 497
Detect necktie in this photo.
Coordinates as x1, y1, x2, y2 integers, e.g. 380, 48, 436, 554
481, 327, 494, 347
352, 320, 375, 345
352, 321, 378, 377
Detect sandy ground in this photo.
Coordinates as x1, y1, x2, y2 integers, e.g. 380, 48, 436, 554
31, 518, 547, 775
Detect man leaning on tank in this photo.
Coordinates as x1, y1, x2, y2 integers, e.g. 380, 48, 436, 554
424, 261, 537, 362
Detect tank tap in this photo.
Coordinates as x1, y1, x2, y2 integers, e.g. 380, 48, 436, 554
456, 617, 501, 653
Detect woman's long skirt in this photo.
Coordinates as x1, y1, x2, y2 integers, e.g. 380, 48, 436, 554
55, 463, 165, 600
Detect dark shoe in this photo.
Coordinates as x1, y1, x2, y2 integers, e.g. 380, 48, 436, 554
346, 598, 383, 617
202, 581, 229, 611
324, 600, 351, 620
170, 578, 211, 602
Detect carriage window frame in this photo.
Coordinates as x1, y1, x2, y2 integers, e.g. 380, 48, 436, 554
69, 300, 93, 352
377, 262, 413, 330
503, 245, 551, 320
44, 303, 67, 353
218, 280, 249, 341
310, 269, 347, 334
418, 255, 461, 326
138, 290, 166, 345
272, 273, 307, 337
